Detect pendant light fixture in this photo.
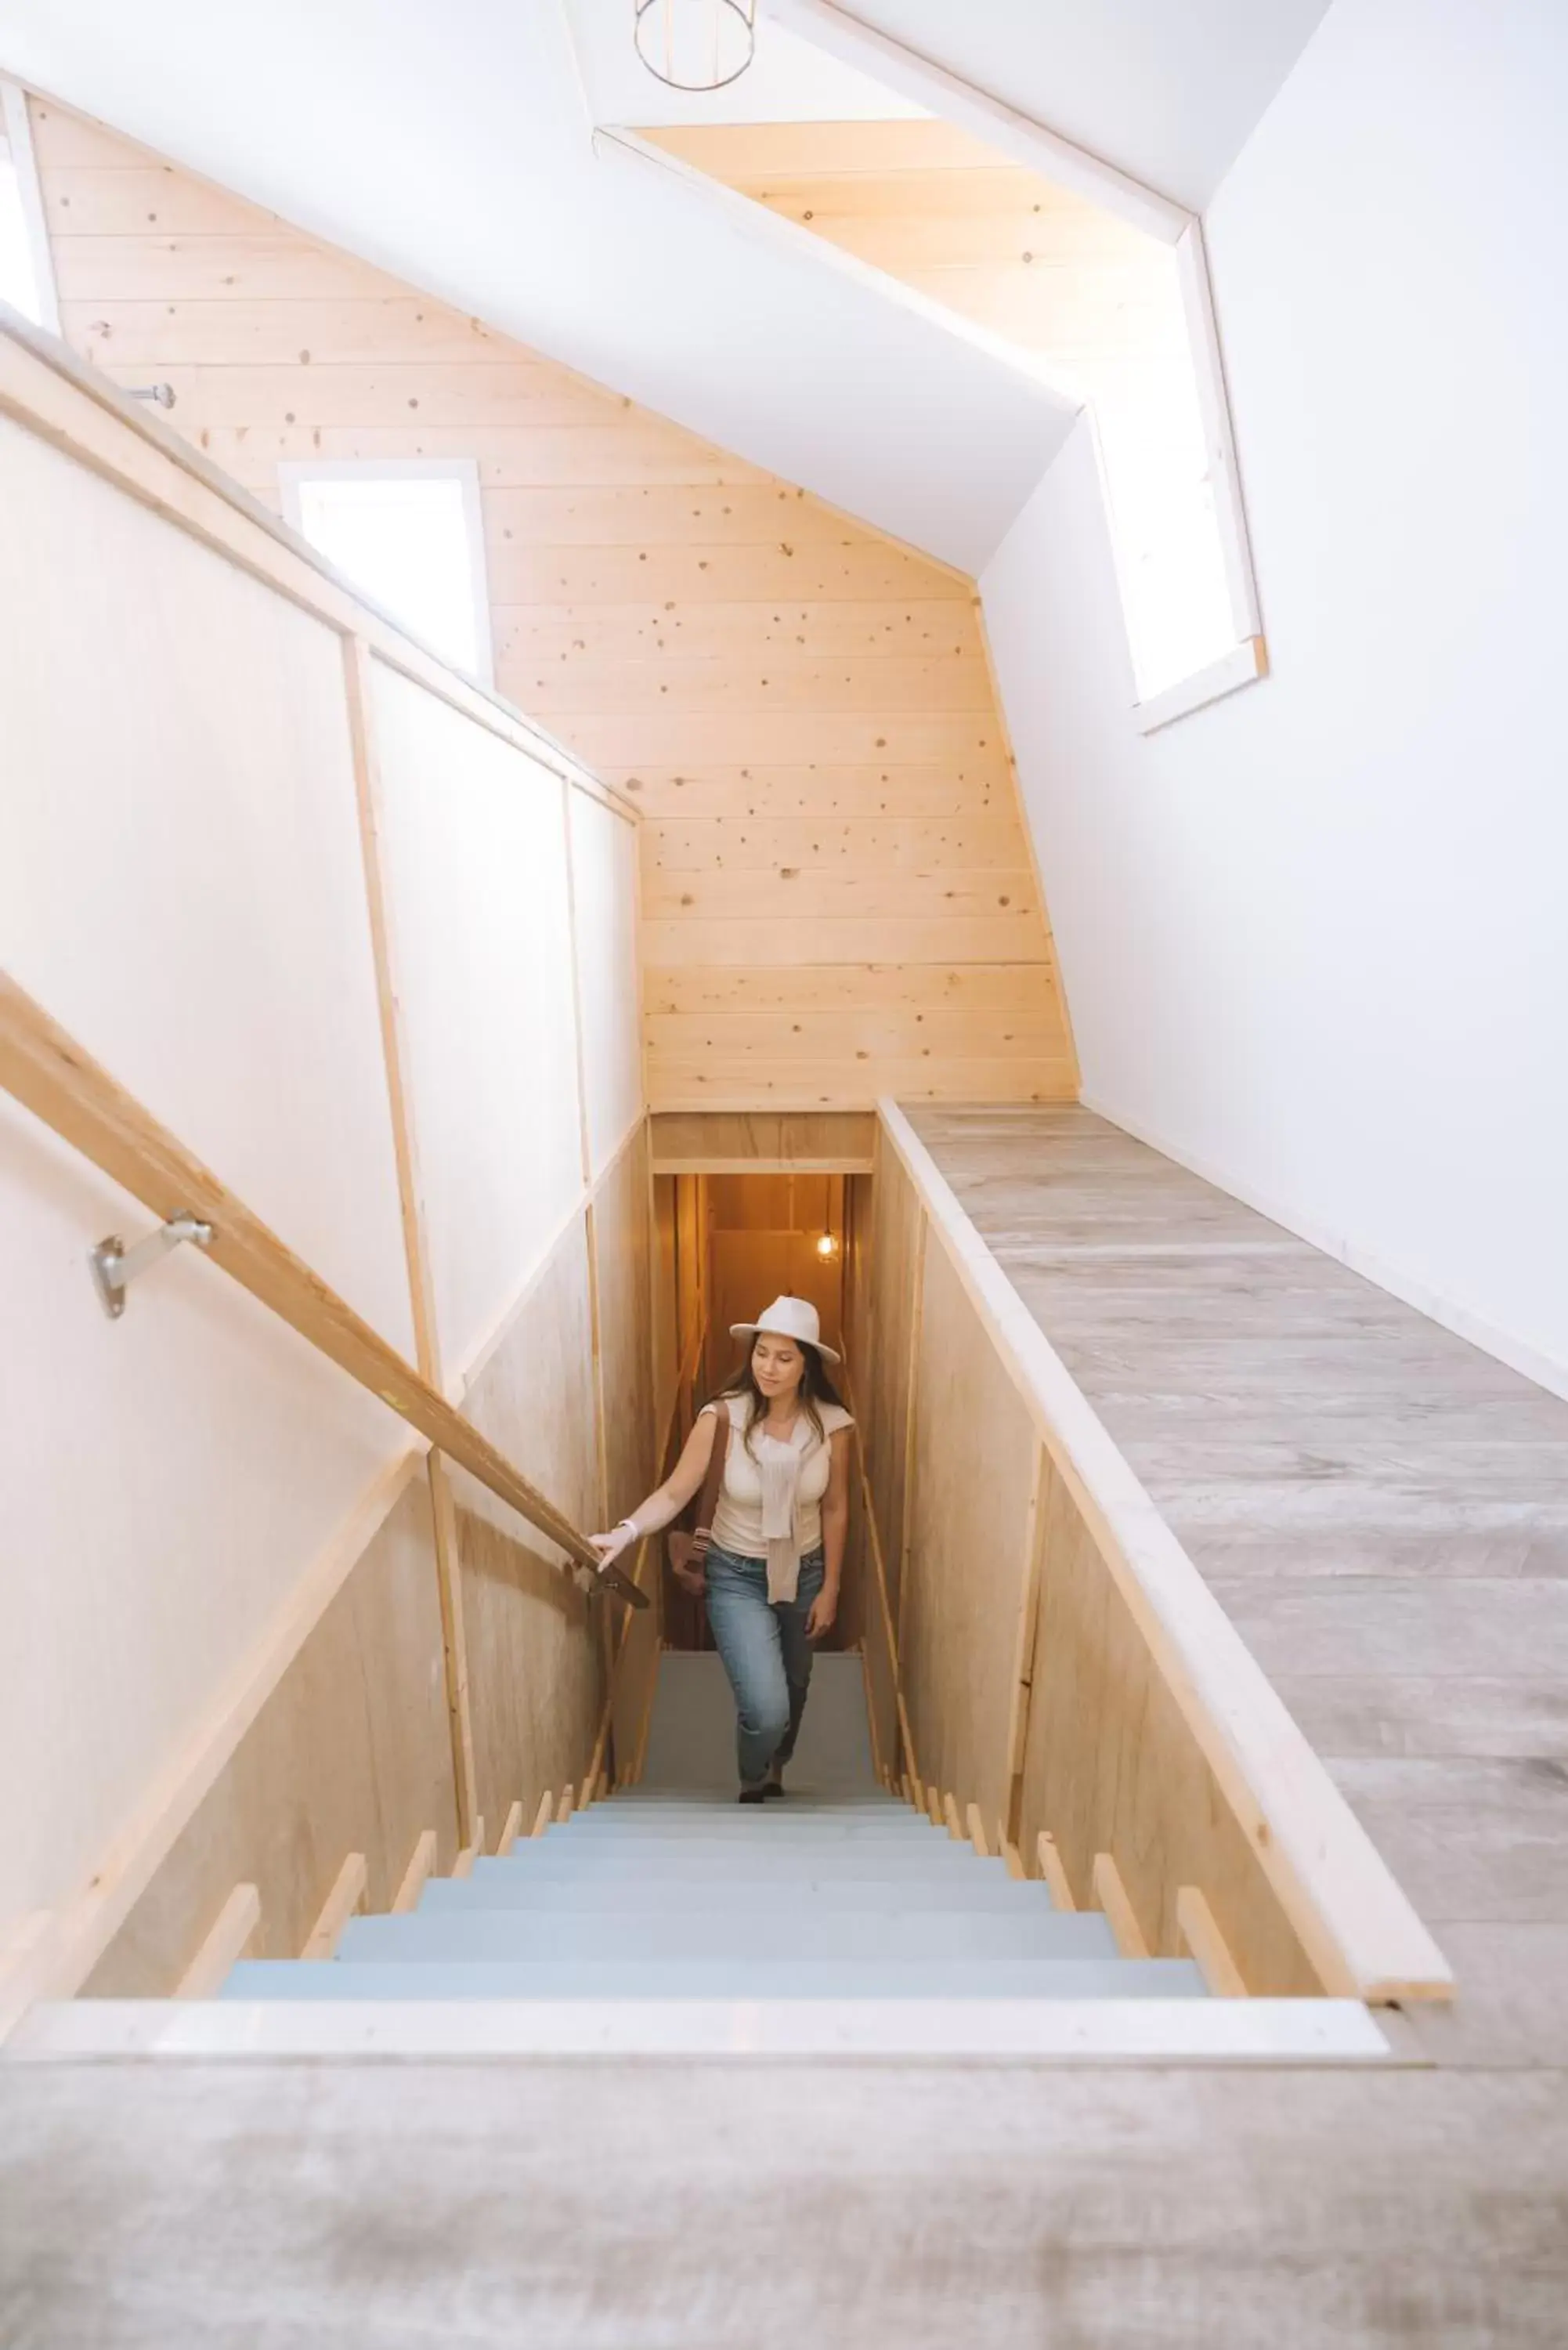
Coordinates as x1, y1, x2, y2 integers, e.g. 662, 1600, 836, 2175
634, 0, 757, 92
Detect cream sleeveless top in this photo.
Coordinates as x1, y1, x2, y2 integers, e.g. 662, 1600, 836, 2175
699, 1393, 854, 1600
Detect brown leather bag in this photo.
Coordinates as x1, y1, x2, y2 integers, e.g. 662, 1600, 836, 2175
667, 1401, 729, 1587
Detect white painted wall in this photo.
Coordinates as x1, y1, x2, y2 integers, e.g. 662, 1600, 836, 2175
0, 417, 416, 1352
370, 662, 590, 1384
0, 413, 417, 1926
982, 0, 1568, 1389
569, 790, 644, 1180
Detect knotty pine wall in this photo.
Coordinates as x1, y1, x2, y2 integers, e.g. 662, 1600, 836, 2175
28, 93, 1076, 1113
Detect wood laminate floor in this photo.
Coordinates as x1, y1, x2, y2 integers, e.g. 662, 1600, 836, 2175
909, 1104, 1568, 2072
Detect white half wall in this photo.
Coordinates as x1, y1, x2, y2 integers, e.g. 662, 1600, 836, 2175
982, 0, 1568, 1390
370, 661, 587, 1383
569, 789, 643, 1181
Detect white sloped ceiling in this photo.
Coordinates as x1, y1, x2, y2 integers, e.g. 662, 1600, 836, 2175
794, 0, 1335, 209
0, 0, 1075, 571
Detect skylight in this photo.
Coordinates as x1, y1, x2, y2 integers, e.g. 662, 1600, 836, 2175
279, 462, 495, 685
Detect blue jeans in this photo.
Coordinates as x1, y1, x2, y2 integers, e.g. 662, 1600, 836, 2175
703, 1545, 826, 1787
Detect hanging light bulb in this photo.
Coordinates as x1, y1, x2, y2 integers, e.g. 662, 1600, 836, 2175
815, 1232, 840, 1263
634, 0, 757, 92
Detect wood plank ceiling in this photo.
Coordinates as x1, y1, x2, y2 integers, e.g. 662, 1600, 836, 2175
30, 95, 1077, 1112
641, 118, 1189, 412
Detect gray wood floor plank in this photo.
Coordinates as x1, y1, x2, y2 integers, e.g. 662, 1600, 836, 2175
1326, 1758, 1568, 1923
2, 2062, 1566, 2348
1271, 1672, 1568, 1759
909, 1104, 1568, 2056
1209, 1578, 1568, 1679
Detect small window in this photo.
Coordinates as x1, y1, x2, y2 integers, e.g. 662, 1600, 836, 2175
0, 81, 59, 331
278, 459, 495, 685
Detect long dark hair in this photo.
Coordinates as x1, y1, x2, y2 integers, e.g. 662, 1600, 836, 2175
715, 1318, 844, 1457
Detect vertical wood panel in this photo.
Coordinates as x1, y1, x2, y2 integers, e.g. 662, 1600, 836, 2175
1015, 1453, 1321, 1994
901, 1241, 1040, 1829
863, 1136, 921, 1627
594, 1126, 657, 1529
455, 1214, 608, 1833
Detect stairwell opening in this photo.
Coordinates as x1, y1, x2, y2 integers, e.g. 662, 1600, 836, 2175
655, 1165, 862, 1654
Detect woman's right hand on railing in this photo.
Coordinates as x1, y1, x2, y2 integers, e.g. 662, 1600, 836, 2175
587, 1520, 638, 1567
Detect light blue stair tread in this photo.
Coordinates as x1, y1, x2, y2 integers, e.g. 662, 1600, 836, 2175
472, 1842, 1001, 1880
338, 1908, 1115, 1963
532, 1813, 963, 1838
221, 1956, 1207, 2001
421, 1874, 1057, 1915
493, 1820, 983, 1848
468, 1846, 1002, 1881
603, 1798, 907, 1816
572, 1795, 918, 1816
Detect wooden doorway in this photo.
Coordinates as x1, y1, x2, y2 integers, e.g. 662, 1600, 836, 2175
658, 1170, 851, 1652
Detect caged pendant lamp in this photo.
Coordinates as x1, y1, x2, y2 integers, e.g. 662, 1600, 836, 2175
634, 0, 757, 92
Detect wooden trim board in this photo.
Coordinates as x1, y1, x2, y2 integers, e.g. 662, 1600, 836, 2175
1036, 1832, 1076, 1911
1178, 1885, 1248, 1998
1133, 634, 1267, 736
649, 1112, 878, 1174
450, 1818, 485, 1881
1175, 219, 1263, 644
391, 1831, 438, 1914
173, 1885, 260, 1998
1092, 1853, 1149, 1960
0, 81, 61, 334
301, 1854, 367, 1959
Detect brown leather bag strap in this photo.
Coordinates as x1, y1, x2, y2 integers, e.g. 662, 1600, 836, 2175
692, 1400, 730, 1560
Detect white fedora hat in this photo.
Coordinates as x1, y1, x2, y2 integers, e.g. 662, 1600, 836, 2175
729, 1294, 840, 1364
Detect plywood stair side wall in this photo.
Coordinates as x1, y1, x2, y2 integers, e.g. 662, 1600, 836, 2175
27, 92, 1076, 1113
450, 1212, 609, 1840
84, 1473, 457, 1994
849, 1130, 1325, 1995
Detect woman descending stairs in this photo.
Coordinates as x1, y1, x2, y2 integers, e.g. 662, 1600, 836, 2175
218, 1654, 1206, 2005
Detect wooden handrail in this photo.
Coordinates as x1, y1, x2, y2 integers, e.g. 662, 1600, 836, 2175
877, 1097, 1452, 2005
0, 968, 645, 1605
